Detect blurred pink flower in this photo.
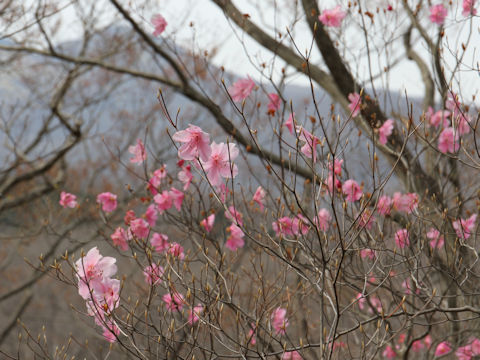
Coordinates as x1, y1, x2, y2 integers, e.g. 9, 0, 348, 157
348, 92, 361, 117
226, 223, 245, 251
144, 204, 158, 227
314, 208, 331, 231
394, 229, 410, 249
392, 192, 418, 214
111, 227, 129, 251
172, 124, 211, 162
169, 187, 184, 211
200, 214, 215, 233
253, 186, 266, 210
228, 77, 255, 102
267, 93, 281, 113
378, 119, 394, 145
430, 4, 448, 24
377, 195, 392, 216
434, 341, 451, 356
129, 139, 146, 164
143, 263, 164, 285
202, 142, 239, 186
97, 192, 117, 213
319, 5, 346, 27
382, 345, 396, 359
271, 307, 289, 335
154, 190, 173, 214
453, 214, 477, 239
130, 218, 150, 239
284, 113, 295, 134
151, 14, 167, 36
60, 191, 77, 208
188, 304, 204, 325
438, 127, 460, 153
343, 179, 362, 202
150, 232, 169, 253
462, 0, 477, 15
427, 228, 444, 249
163, 292, 185, 311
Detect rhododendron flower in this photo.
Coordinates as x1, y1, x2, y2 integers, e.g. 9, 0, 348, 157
382, 345, 396, 359
111, 227, 129, 251
75, 247, 117, 300
253, 186, 266, 210
59, 191, 77, 208
144, 204, 158, 227
378, 119, 394, 145
172, 124, 211, 162
143, 263, 164, 285
202, 142, 239, 186
284, 113, 294, 134
377, 195, 392, 215
434, 341, 451, 356
428, 109, 451, 128
297, 126, 321, 162
314, 208, 331, 231
163, 292, 185, 311
319, 5, 346, 27
356, 293, 366, 310
453, 214, 477, 239
395, 229, 410, 249
392, 192, 418, 214
454, 112, 471, 135
225, 206, 243, 226
360, 249, 376, 260
90, 276, 120, 311
130, 218, 150, 239
329, 159, 343, 176
456, 344, 474, 360
129, 139, 146, 164
178, 164, 193, 190
154, 190, 173, 214
293, 214, 310, 236
228, 77, 256, 102
247, 327, 256, 345
326, 171, 342, 194
267, 93, 281, 113
462, 0, 477, 16
147, 165, 167, 195
430, 4, 448, 24
348, 92, 361, 117
427, 228, 444, 249
282, 351, 302, 360
226, 223, 245, 251
124, 210, 136, 226
150, 232, 169, 253
169, 187, 184, 211
272, 217, 295, 237
97, 192, 117, 213
168, 242, 185, 259
271, 307, 289, 335
342, 179, 362, 202
102, 323, 120, 343
200, 214, 215, 233
438, 127, 460, 153
188, 304, 204, 325
217, 183, 229, 203
395, 229, 410, 248
411, 340, 425, 352
151, 14, 167, 36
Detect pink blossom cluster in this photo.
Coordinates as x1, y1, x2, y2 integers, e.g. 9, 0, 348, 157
75, 247, 120, 342
456, 338, 480, 359
59, 191, 77, 208
453, 214, 477, 240
271, 307, 289, 335
272, 214, 310, 238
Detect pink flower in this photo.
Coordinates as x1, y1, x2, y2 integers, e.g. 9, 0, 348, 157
228, 77, 256, 102
329, 159, 343, 176
267, 93, 281, 113
377, 195, 392, 215
348, 92, 362, 117
429, 109, 451, 128
430, 4, 448, 24
314, 208, 331, 231
225, 206, 243, 226
456, 344, 474, 360
124, 210, 136, 226
326, 171, 342, 194
150, 232, 169, 253
143, 263, 164, 285
462, 0, 477, 16
392, 192, 418, 214
454, 112, 471, 135
202, 142, 239, 186
427, 228, 444, 249
412, 340, 425, 352
172, 125, 211, 162
272, 217, 295, 237
154, 190, 173, 214
293, 214, 310, 236
360, 249, 376, 260
188, 304, 204, 325
111, 227, 129, 251
382, 345, 396, 359
424, 335, 433, 348
356, 293, 366, 310
378, 119, 394, 145
96, 192, 117, 213
282, 351, 302, 360
75, 247, 117, 300
200, 214, 215, 233
151, 14, 167, 36
226, 223, 245, 251
453, 214, 477, 239
284, 113, 294, 134
102, 323, 120, 343
130, 218, 150, 239
297, 126, 321, 162
59, 191, 77, 208
470, 338, 480, 354
144, 204, 158, 227
358, 209, 375, 229
148, 165, 167, 194
178, 164, 193, 190
247, 327, 257, 345
253, 186, 266, 210
319, 5, 346, 27
217, 183, 229, 203
395, 229, 410, 248
438, 127, 460, 153
271, 307, 289, 335
163, 292, 185, 311
168, 242, 185, 260
342, 179, 362, 202
129, 139, 146, 164
434, 341, 452, 356
169, 187, 184, 211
